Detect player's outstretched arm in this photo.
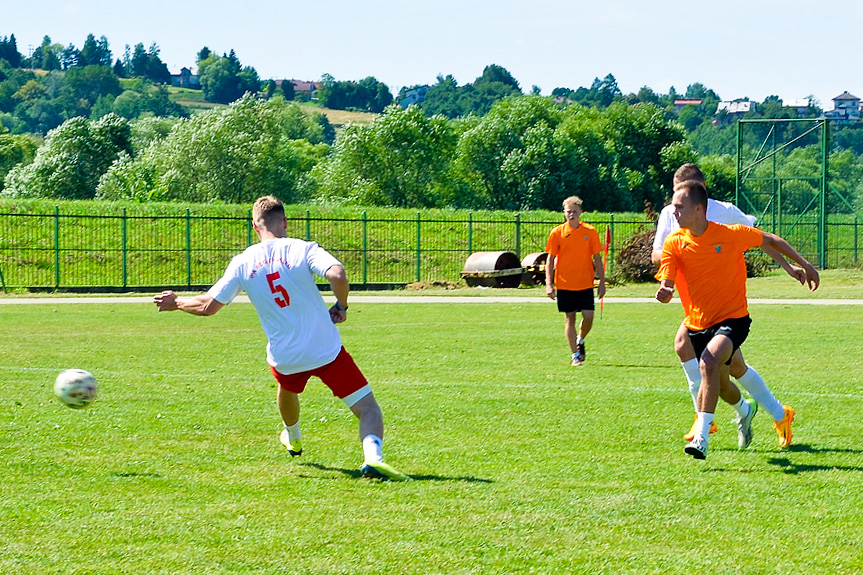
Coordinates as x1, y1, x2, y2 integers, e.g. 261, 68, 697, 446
760, 243, 807, 284
154, 290, 225, 316
761, 233, 820, 291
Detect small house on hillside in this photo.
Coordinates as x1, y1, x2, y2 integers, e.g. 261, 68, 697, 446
715, 100, 756, 124
783, 98, 813, 117
823, 91, 861, 124
275, 79, 321, 100
673, 99, 703, 112
399, 86, 429, 108
170, 67, 200, 89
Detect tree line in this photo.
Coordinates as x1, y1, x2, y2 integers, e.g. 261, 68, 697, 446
4, 92, 861, 215
1, 31, 863, 215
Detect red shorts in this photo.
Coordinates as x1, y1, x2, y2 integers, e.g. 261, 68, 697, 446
269, 346, 368, 400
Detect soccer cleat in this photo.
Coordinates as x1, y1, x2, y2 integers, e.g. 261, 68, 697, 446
736, 399, 758, 449
685, 437, 708, 459
683, 414, 718, 441
772, 405, 795, 447
571, 352, 582, 367
576, 342, 586, 363
279, 429, 303, 457
361, 461, 411, 481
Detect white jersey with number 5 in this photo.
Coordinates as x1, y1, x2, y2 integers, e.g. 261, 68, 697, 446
653, 198, 758, 252
207, 238, 343, 375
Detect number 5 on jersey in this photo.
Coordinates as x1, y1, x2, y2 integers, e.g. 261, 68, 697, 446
266, 271, 290, 308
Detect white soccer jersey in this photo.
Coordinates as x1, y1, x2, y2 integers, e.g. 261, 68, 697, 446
653, 198, 758, 252
207, 238, 343, 375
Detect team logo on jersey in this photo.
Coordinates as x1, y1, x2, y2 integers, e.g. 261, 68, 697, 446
715, 245, 722, 252
583, 235, 589, 241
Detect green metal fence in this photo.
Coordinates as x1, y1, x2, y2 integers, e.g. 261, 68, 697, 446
2, 207, 859, 291
0, 209, 650, 291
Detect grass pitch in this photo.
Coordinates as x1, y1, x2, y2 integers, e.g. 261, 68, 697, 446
1, 283, 862, 574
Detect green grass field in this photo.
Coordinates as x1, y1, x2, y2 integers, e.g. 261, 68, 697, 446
2, 278, 863, 574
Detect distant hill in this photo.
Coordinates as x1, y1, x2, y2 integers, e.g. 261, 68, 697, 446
165, 85, 378, 127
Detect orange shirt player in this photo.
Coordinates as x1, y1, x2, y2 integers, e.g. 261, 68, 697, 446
656, 179, 819, 460
545, 196, 606, 367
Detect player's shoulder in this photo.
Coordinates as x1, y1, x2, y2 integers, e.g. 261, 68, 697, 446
580, 221, 598, 232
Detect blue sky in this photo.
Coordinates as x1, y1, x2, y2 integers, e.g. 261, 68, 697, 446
5, 0, 862, 109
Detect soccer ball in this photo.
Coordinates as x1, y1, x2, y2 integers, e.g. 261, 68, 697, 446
54, 369, 98, 409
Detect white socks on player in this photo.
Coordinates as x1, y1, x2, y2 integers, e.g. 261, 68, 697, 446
695, 412, 715, 441
283, 421, 302, 443
363, 434, 383, 464
681, 359, 701, 410
731, 397, 750, 418
736, 365, 785, 422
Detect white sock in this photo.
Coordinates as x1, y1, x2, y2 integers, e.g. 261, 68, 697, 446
731, 397, 750, 418
577, 336, 585, 345
681, 359, 701, 411
362, 434, 383, 464
695, 412, 714, 442
283, 421, 301, 442
736, 365, 785, 422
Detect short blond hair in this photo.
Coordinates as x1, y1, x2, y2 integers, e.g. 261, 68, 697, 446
673, 163, 705, 186
252, 195, 285, 230
562, 196, 583, 209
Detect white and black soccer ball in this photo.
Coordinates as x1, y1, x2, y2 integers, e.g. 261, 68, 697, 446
54, 369, 98, 409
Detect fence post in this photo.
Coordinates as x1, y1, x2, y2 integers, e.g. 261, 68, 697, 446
245, 209, 251, 246
362, 211, 368, 286
122, 207, 128, 288
855, 218, 859, 265
468, 212, 473, 255
185, 208, 191, 287
54, 206, 60, 288
609, 214, 615, 275
305, 209, 311, 241
820, 120, 829, 269
416, 212, 422, 283
515, 212, 521, 257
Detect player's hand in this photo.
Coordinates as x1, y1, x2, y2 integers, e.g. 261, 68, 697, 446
596, 281, 606, 299
546, 284, 555, 300
803, 264, 820, 291
655, 285, 674, 303
329, 304, 347, 324
787, 265, 807, 285
154, 290, 178, 311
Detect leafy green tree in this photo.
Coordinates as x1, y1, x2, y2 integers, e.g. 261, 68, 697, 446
313, 104, 458, 207
599, 102, 688, 210
454, 96, 620, 211
128, 116, 180, 155
60, 43, 81, 69
80, 34, 112, 67
3, 113, 131, 198
0, 35, 22, 68
0, 131, 38, 191
198, 51, 261, 104
476, 64, 520, 91
421, 75, 462, 118
62, 65, 122, 115
281, 79, 295, 101
317, 75, 393, 112
97, 95, 327, 203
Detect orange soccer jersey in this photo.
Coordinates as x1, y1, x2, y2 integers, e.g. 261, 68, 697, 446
545, 221, 601, 291
656, 222, 763, 331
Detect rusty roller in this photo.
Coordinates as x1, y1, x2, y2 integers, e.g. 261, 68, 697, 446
519, 252, 548, 286
460, 251, 523, 288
